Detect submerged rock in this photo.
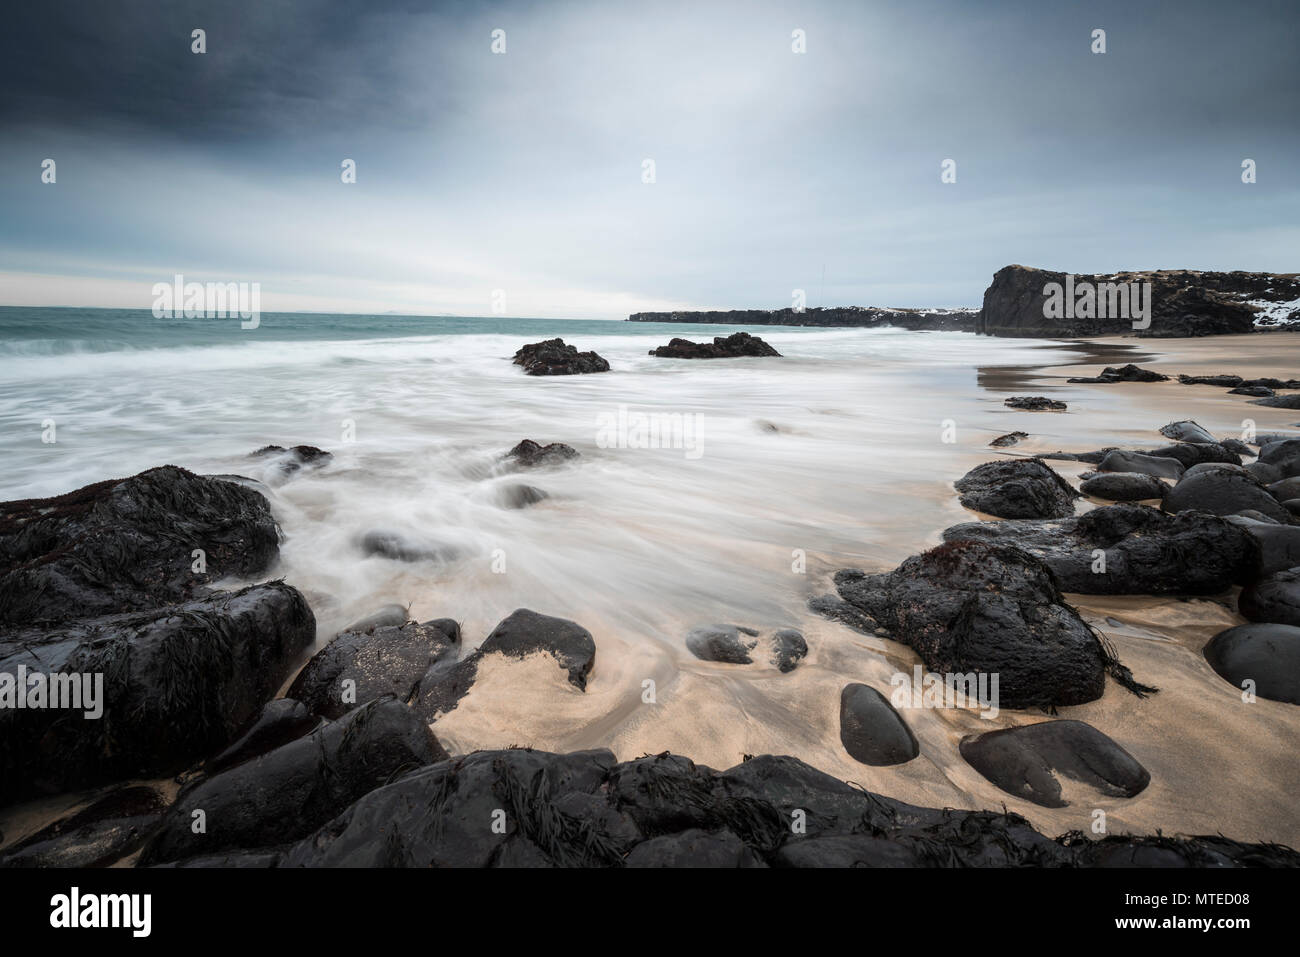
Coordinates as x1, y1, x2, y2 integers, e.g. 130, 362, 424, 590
770, 629, 808, 672
1178, 374, 1243, 387
943, 504, 1259, 595
649, 331, 781, 359
990, 431, 1029, 448
0, 786, 165, 868
959, 720, 1150, 808
341, 604, 409, 633
954, 459, 1078, 519
839, 683, 919, 766
358, 529, 459, 563
1250, 394, 1300, 409
498, 483, 548, 509
140, 697, 445, 865
0, 466, 280, 626
288, 618, 461, 719
1203, 624, 1300, 704
833, 540, 1149, 709
505, 439, 579, 469
248, 444, 333, 476
512, 338, 610, 375
686, 624, 759, 664
0, 581, 315, 805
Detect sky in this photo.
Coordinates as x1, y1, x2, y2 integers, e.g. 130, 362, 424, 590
1, 0, 1297, 319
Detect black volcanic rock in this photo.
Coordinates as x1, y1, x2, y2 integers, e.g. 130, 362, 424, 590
249, 444, 333, 475
0, 785, 166, 868
649, 331, 781, 358
839, 683, 919, 766
0, 581, 316, 805
1250, 393, 1300, 409
628, 306, 976, 331
1005, 396, 1066, 411
505, 439, 579, 469
1179, 374, 1244, 387
1203, 624, 1300, 704
0, 466, 280, 626
990, 431, 1029, 448
139, 697, 446, 865
1079, 472, 1166, 502
959, 720, 1150, 808
1232, 385, 1275, 397
1164, 469, 1292, 523
954, 459, 1079, 519
942, 504, 1260, 595
1068, 363, 1170, 383
512, 338, 610, 375
975, 265, 1297, 337
288, 618, 461, 719
1097, 450, 1185, 480
1159, 420, 1217, 443
205, 698, 322, 775
1239, 568, 1300, 627
833, 540, 1149, 709
686, 624, 759, 664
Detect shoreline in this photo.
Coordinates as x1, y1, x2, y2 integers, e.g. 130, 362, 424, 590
2, 329, 1299, 865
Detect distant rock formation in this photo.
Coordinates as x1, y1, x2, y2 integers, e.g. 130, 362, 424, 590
975, 265, 1300, 338
628, 306, 975, 330
627, 265, 1300, 338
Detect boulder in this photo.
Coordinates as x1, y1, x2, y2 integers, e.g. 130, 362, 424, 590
139, 697, 445, 864
0, 786, 165, 868
770, 629, 808, 672
358, 529, 459, 563
0, 466, 279, 626
287, 618, 461, 719
341, 604, 409, 633
1203, 624, 1300, 704
1178, 374, 1242, 387
1164, 469, 1292, 523
1068, 364, 1170, 383
1079, 472, 1166, 502
411, 609, 596, 721
953, 459, 1079, 519
206, 698, 322, 775
498, 483, 548, 509
1097, 450, 1185, 480
0, 581, 315, 805
942, 504, 1259, 595
1250, 394, 1300, 409
685, 624, 759, 664
833, 540, 1151, 709
512, 338, 610, 375
839, 684, 919, 766
990, 431, 1028, 448
1004, 396, 1066, 411
1239, 568, 1300, 627
248, 445, 332, 476
505, 440, 579, 469
1225, 516, 1300, 575
649, 332, 781, 359
959, 720, 1150, 808
1143, 442, 1242, 468
1159, 421, 1217, 443
624, 829, 765, 867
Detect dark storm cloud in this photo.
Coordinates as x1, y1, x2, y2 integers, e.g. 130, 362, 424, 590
0, 0, 463, 138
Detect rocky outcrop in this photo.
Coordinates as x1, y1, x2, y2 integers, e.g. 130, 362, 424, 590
628, 307, 976, 330
943, 504, 1260, 595
833, 540, 1150, 709
0, 466, 280, 626
954, 459, 1079, 519
512, 339, 610, 375
505, 440, 579, 469
976, 265, 1300, 337
0, 581, 316, 805
649, 332, 781, 358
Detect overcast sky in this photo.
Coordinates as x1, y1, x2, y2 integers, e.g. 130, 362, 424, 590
1, 0, 1296, 318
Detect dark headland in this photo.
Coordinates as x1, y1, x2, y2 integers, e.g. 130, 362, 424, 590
629, 264, 1300, 337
